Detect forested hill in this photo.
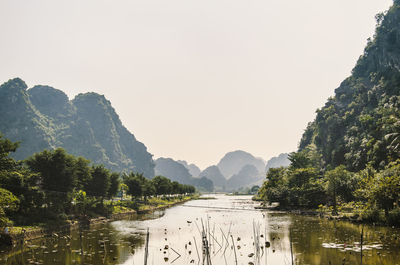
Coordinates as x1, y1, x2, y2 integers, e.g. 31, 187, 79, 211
258, 3, 400, 224
299, 2, 400, 171
0, 78, 155, 178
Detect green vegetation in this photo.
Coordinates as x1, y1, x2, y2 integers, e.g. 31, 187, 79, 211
0, 134, 195, 230
0, 79, 155, 178
259, 2, 400, 226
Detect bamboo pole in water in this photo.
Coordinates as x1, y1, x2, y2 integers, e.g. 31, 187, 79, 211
289, 229, 294, 265
265, 224, 268, 265
144, 228, 149, 265
360, 226, 364, 265
230, 235, 238, 265
194, 236, 200, 262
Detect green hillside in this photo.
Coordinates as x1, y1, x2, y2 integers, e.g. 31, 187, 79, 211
259, 1, 400, 225
300, 3, 400, 171
0, 78, 154, 178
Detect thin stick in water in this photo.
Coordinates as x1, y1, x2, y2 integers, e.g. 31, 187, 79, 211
230, 235, 238, 265
289, 229, 294, 265
194, 236, 201, 262
360, 226, 364, 265
144, 228, 150, 265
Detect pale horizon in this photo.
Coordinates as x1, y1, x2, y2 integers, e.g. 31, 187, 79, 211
0, 0, 393, 169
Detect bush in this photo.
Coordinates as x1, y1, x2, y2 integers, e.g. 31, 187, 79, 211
387, 208, 400, 226
360, 207, 383, 223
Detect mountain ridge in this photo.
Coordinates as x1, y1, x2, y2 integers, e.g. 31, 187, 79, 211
0, 78, 155, 177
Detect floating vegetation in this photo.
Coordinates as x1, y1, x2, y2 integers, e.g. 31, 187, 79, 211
322, 242, 383, 252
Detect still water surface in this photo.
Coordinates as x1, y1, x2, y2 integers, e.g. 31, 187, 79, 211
1, 194, 399, 265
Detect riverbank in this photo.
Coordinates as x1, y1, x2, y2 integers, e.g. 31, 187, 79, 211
255, 202, 400, 227
1, 195, 198, 247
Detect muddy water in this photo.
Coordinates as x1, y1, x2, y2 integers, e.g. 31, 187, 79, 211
1, 194, 400, 265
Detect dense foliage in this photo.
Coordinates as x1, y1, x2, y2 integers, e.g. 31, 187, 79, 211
299, 3, 400, 171
0, 134, 195, 227
259, 2, 400, 226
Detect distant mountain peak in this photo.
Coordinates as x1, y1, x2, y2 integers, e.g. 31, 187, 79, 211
217, 150, 265, 179
265, 153, 290, 171
177, 160, 201, 177
2, 78, 28, 90
155, 157, 213, 191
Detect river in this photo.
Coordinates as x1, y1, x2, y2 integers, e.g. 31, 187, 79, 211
1, 194, 399, 265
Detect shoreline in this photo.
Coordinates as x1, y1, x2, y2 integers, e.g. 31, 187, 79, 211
1, 196, 195, 247
255, 205, 396, 227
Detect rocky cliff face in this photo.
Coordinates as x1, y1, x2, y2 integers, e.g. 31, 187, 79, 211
0, 78, 155, 177
299, 2, 400, 171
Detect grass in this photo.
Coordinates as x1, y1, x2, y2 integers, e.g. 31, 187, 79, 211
8, 226, 41, 234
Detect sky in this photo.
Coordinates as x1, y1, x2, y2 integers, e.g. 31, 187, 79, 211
0, 0, 393, 170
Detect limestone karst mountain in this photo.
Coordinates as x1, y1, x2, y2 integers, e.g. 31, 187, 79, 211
177, 160, 201, 177
155, 157, 213, 191
217, 150, 265, 179
199, 165, 226, 191
0, 78, 155, 177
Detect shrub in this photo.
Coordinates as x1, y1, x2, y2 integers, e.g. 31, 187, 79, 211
360, 207, 383, 223
387, 208, 400, 226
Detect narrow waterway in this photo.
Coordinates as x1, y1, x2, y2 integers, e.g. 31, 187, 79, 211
1, 194, 399, 265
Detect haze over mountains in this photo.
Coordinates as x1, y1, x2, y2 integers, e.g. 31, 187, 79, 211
0, 77, 291, 191
155, 150, 290, 191
265, 153, 290, 171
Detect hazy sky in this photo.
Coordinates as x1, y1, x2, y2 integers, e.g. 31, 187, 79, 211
0, 0, 393, 169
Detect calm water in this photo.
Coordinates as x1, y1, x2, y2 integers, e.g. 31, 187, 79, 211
1, 194, 400, 265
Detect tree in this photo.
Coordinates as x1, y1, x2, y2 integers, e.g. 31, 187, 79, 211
259, 167, 289, 206
143, 180, 156, 201
75, 157, 91, 191
26, 148, 77, 193
250, 185, 260, 194
88, 165, 111, 200
288, 151, 312, 170
25, 148, 77, 213
120, 183, 128, 198
124, 173, 143, 200
171, 181, 180, 195
0, 188, 19, 227
152, 176, 172, 196
0, 134, 19, 171
108, 173, 120, 198
287, 168, 325, 208
368, 161, 400, 216
324, 166, 355, 214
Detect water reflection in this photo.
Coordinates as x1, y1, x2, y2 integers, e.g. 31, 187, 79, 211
1, 195, 399, 265
288, 215, 400, 265
0, 220, 145, 265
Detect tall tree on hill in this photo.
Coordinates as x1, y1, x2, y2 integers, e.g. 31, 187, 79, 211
0, 134, 19, 171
